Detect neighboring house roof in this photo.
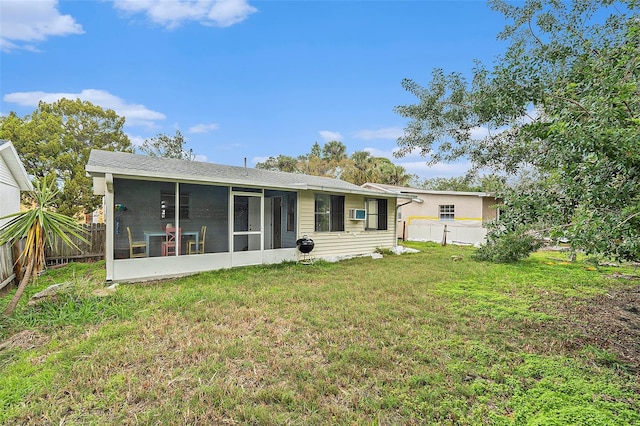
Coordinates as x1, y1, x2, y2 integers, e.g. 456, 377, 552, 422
86, 150, 397, 197
362, 182, 495, 198
0, 140, 33, 191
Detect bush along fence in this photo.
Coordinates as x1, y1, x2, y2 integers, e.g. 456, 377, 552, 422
45, 223, 106, 267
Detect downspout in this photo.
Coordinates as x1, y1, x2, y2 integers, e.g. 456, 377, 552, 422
394, 199, 415, 249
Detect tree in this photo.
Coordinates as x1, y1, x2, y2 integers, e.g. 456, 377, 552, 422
0, 99, 133, 217
395, 0, 640, 261
255, 155, 299, 173
416, 174, 506, 192
0, 177, 87, 315
138, 130, 195, 161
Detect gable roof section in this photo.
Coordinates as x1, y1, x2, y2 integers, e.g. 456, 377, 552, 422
362, 182, 495, 198
0, 140, 33, 191
86, 150, 397, 198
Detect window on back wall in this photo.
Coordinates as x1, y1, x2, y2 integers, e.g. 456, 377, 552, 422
161, 191, 190, 220
439, 204, 455, 220
366, 198, 388, 230
315, 194, 344, 232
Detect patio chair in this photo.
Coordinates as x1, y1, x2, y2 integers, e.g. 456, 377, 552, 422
161, 226, 181, 256
127, 227, 146, 258
187, 225, 207, 254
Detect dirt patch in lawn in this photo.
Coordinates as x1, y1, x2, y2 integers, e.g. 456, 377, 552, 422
0, 329, 50, 352
550, 283, 640, 372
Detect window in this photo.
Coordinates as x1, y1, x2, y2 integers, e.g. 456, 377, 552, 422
315, 194, 344, 232
439, 204, 455, 220
161, 191, 189, 220
366, 198, 388, 230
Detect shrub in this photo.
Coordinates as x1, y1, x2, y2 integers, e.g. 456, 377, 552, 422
473, 229, 543, 263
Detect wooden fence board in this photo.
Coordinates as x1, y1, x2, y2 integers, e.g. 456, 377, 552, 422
0, 243, 14, 289
45, 223, 106, 265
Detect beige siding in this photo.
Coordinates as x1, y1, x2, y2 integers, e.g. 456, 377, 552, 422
482, 197, 500, 221
298, 191, 396, 257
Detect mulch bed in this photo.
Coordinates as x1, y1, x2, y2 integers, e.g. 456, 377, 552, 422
550, 282, 640, 373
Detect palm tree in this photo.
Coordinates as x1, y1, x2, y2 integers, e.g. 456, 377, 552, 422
0, 176, 87, 315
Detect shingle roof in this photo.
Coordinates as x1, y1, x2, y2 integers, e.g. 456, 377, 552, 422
86, 150, 395, 197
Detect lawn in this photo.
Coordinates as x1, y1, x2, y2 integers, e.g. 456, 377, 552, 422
1, 242, 639, 425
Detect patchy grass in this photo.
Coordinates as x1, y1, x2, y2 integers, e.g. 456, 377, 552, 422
1, 245, 639, 425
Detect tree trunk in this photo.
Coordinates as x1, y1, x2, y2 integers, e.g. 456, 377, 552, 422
3, 256, 35, 316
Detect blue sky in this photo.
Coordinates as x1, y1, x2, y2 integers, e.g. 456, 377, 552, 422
0, 0, 509, 179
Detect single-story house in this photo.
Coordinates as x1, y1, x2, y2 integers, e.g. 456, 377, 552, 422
0, 140, 33, 227
1, 140, 33, 290
86, 150, 407, 282
361, 183, 500, 245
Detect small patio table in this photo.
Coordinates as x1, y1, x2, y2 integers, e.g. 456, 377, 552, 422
143, 230, 199, 257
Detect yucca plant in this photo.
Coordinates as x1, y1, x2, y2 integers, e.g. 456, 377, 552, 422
0, 176, 88, 315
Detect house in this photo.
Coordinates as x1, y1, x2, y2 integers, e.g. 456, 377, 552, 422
0, 140, 33, 290
0, 140, 33, 227
86, 150, 405, 282
361, 183, 500, 245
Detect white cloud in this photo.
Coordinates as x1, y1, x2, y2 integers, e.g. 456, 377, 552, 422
319, 130, 343, 142
112, 0, 257, 29
193, 154, 208, 162
470, 126, 492, 139
127, 134, 147, 147
0, 0, 84, 52
188, 123, 219, 134
353, 127, 404, 141
3, 89, 165, 127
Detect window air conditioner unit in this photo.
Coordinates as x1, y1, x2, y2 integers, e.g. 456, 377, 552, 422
349, 208, 366, 220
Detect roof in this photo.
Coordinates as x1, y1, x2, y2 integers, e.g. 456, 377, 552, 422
0, 140, 33, 191
86, 150, 398, 197
362, 182, 496, 198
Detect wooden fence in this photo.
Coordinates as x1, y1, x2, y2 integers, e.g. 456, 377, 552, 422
0, 243, 15, 291
45, 223, 106, 266
0, 224, 105, 290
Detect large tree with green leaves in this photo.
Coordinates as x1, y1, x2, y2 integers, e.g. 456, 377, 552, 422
138, 130, 195, 161
0, 99, 133, 217
0, 177, 87, 315
395, 0, 640, 261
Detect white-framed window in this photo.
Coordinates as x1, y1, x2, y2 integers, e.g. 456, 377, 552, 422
439, 204, 455, 220
366, 198, 388, 230
161, 191, 189, 220
315, 194, 345, 232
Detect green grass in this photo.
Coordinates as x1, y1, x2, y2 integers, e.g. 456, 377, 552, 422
0, 244, 638, 425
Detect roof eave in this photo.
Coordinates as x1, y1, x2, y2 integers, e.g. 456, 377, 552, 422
0, 140, 33, 191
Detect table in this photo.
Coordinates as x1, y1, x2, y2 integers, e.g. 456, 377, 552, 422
144, 230, 199, 257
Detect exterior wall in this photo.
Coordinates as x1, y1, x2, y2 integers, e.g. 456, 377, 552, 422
100, 175, 396, 282
298, 191, 396, 258
399, 193, 498, 245
0, 154, 21, 227
482, 196, 499, 222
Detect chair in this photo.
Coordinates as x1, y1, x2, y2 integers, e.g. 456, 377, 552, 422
161, 226, 181, 256
187, 225, 207, 254
127, 227, 146, 258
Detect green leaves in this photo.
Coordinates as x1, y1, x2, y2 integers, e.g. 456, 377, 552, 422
396, 0, 640, 261
0, 98, 133, 217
